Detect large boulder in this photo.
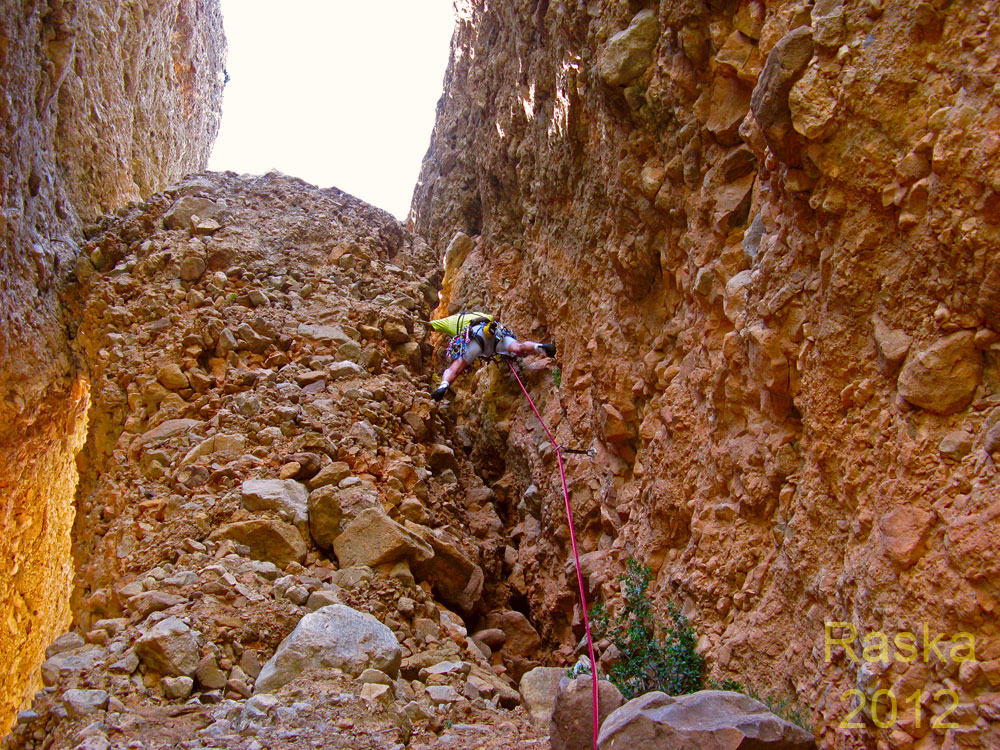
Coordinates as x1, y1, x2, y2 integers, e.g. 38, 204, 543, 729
209, 520, 307, 569
255, 604, 401, 693
241, 479, 309, 528
133, 617, 200, 677
551, 676, 624, 750
597, 690, 815, 749
898, 332, 982, 415
332, 507, 433, 569
520, 666, 569, 729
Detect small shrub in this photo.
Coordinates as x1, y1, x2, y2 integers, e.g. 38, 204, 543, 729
590, 558, 704, 699
551, 365, 562, 388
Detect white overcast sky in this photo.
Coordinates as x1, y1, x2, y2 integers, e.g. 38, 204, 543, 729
208, 0, 456, 220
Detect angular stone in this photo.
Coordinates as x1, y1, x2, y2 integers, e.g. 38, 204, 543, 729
306, 589, 341, 610
46, 632, 85, 657
724, 270, 754, 323
181, 433, 246, 466
62, 689, 109, 718
134, 616, 200, 677
156, 363, 189, 391
714, 31, 762, 84
360, 682, 393, 705
164, 197, 220, 230
196, 655, 228, 690
162, 676, 194, 700
872, 316, 912, 376
329, 360, 365, 380
209, 520, 307, 569
296, 323, 352, 344
551, 676, 623, 750
427, 443, 458, 472
382, 320, 410, 345
307, 484, 347, 551
597, 690, 815, 749
241, 479, 309, 527
485, 610, 541, 658
520, 666, 568, 729
602, 403, 634, 443
333, 507, 433, 569
939, 431, 973, 460
426, 685, 460, 704
879, 506, 934, 568
712, 172, 755, 229
704, 75, 752, 146
309, 482, 381, 550
598, 10, 659, 86
749, 26, 814, 158
125, 591, 185, 620
179, 253, 207, 281
789, 66, 839, 141
898, 332, 982, 415
408, 523, 484, 611
811, 0, 845, 47
40, 646, 102, 687
255, 604, 401, 692
308, 461, 352, 490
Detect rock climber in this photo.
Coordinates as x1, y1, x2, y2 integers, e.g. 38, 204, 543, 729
430, 315, 555, 401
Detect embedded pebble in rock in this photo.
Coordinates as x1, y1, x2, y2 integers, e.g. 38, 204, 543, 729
597, 10, 660, 86
897, 332, 983, 415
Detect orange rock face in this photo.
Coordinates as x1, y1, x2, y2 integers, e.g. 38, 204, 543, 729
411, 2, 1000, 747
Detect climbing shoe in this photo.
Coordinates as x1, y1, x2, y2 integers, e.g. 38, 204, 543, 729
539, 343, 556, 357
430, 382, 450, 401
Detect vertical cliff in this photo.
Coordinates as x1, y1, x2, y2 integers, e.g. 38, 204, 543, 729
0, 0, 224, 731
411, 1, 1000, 747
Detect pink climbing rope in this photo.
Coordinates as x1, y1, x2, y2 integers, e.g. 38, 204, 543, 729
507, 361, 600, 750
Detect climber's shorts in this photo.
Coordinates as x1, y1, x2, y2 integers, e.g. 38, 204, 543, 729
459, 334, 518, 365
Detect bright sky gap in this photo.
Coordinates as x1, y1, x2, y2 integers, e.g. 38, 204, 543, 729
208, 0, 457, 220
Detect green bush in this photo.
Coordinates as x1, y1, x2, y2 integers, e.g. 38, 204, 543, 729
590, 559, 704, 699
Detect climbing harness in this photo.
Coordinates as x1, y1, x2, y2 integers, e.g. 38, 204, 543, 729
446, 320, 515, 364
506, 361, 600, 750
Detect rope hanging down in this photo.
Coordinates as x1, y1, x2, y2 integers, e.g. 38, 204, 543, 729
506, 361, 600, 750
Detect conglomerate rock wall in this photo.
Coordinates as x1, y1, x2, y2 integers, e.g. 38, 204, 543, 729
411, 1, 1000, 747
0, 0, 224, 731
